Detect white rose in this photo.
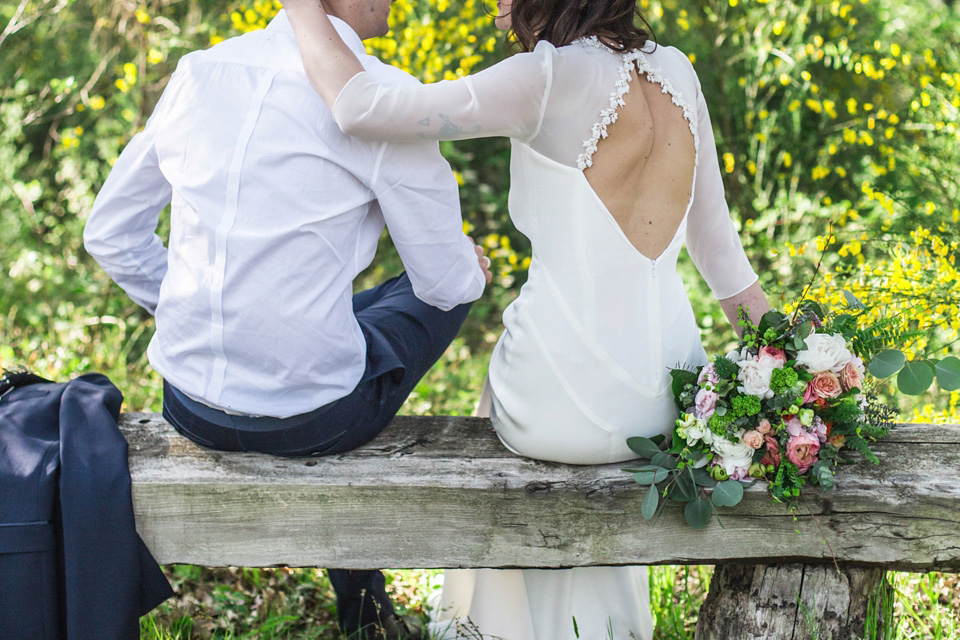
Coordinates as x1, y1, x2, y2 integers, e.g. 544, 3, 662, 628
795, 332, 852, 374
711, 432, 754, 475
736, 355, 779, 399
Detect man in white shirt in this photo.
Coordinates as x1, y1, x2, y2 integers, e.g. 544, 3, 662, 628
83, 1, 490, 638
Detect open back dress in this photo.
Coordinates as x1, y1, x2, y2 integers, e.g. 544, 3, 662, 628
329, 35, 759, 640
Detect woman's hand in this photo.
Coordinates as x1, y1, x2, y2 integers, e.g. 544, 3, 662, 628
283, 0, 364, 108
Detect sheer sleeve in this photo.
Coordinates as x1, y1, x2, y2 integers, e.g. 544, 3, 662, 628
332, 43, 554, 143
685, 72, 759, 300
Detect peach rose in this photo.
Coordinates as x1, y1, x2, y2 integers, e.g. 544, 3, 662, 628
756, 418, 772, 435
742, 430, 764, 449
840, 360, 865, 392
811, 371, 843, 399
786, 432, 820, 474
760, 435, 781, 467
827, 434, 846, 448
802, 381, 818, 405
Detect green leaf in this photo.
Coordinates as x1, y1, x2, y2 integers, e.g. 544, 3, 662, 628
651, 452, 678, 469
641, 484, 659, 520
626, 437, 663, 459
760, 310, 788, 333
869, 350, 906, 379
684, 497, 713, 529
935, 357, 960, 392
692, 467, 717, 488
842, 290, 866, 310
632, 467, 669, 485
674, 469, 697, 501
711, 480, 744, 507
897, 360, 935, 395
795, 322, 814, 341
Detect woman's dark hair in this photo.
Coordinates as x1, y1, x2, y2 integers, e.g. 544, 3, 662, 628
507, 0, 656, 53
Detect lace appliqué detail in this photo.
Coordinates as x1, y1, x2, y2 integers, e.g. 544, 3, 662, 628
575, 36, 700, 171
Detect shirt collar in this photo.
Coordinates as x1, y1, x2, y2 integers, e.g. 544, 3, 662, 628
267, 10, 366, 56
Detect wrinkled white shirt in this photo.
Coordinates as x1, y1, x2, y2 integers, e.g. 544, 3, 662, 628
84, 12, 484, 417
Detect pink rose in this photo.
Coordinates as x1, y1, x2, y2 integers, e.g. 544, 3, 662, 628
786, 432, 820, 474
840, 360, 865, 392
759, 346, 787, 365
742, 430, 764, 449
698, 364, 719, 387
812, 372, 843, 399
694, 388, 719, 420
756, 418, 772, 435
760, 435, 781, 466
802, 381, 818, 404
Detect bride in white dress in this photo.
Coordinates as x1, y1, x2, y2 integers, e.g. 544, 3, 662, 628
284, 0, 770, 637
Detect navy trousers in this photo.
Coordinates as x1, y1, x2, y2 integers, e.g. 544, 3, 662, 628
162, 272, 472, 637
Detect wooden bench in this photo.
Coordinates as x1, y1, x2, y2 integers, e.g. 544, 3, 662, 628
122, 414, 960, 640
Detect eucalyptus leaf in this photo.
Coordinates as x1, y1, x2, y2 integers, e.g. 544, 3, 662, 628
897, 360, 935, 395
651, 452, 678, 469
935, 356, 960, 392
684, 497, 713, 530
666, 482, 696, 503
674, 469, 697, 501
869, 350, 906, 378
626, 436, 663, 459
632, 467, 669, 485
641, 484, 659, 519
842, 290, 866, 309
711, 480, 744, 507
796, 322, 814, 340
692, 468, 717, 487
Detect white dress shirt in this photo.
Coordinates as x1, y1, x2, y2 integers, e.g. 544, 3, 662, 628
84, 12, 484, 417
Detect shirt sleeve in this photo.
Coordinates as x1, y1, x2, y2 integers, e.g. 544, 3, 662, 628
83, 70, 181, 315
371, 140, 485, 311
332, 44, 553, 143
685, 69, 759, 301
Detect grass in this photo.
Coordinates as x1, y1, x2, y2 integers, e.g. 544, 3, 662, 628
139, 566, 960, 639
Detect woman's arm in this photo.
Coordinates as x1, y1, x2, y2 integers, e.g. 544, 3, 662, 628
283, 0, 363, 107
719, 280, 771, 337
284, 0, 551, 142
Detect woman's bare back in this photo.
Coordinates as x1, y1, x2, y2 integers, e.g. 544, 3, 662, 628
584, 68, 696, 261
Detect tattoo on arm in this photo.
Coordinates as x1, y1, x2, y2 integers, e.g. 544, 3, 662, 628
418, 113, 481, 139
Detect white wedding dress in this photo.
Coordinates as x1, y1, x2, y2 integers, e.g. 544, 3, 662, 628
331, 36, 758, 640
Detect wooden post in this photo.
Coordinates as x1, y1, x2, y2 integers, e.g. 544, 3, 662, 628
695, 563, 892, 640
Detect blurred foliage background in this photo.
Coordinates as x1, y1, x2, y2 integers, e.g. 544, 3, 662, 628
2, 0, 960, 636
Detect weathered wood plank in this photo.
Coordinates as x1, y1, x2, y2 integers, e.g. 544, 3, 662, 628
123, 414, 960, 571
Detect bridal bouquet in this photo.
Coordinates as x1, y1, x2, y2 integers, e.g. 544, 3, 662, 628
625, 301, 897, 529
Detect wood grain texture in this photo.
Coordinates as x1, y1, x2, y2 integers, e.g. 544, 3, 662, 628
122, 414, 960, 570
695, 564, 890, 640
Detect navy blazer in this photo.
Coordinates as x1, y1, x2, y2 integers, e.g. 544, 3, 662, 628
0, 372, 172, 639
